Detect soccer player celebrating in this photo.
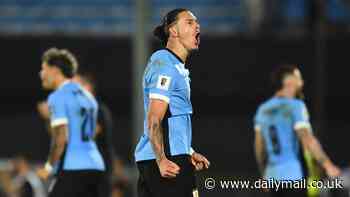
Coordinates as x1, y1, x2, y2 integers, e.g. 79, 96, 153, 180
134, 8, 210, 197
254, 65, 341, 197
37, 48, 105, 197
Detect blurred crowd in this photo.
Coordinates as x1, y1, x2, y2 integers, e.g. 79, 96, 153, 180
245, 0, 350, 35
245, 0, 314, 34
0, 156, 132, 197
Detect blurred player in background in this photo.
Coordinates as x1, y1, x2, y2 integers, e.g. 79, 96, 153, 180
134, 8, 210, 197
37, 48, 105, 197
12, 156, 46, 197
0, 170, 16, 197
73, 71, 115, 197
254, 65, 341, 197
37, 70, 118, 197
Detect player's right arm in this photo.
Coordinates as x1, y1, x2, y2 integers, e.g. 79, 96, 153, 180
47, 125, 68, 167
37, 94, 68, 180
47, 94, 69, 165
293, 101, 340, 177
254, 108, 267, 177
148, 99, 179, 178
147, 100, 167, 162
146, 59, 180, 178
254, 126, 267, 177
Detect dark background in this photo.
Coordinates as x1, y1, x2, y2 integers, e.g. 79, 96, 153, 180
1, 33, 350, 195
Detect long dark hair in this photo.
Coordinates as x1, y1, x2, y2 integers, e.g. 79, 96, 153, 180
153, 8, 188, 46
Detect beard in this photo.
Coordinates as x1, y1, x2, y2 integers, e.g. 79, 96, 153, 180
43, 75, 54, 90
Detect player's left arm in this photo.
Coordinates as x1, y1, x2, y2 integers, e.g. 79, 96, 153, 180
95, 123, 102, 139
293, 101, 340, 177
254, 126, 266, 176
36, 101, 54, 136
94, 105, 109, 138
190, 147, 210, 171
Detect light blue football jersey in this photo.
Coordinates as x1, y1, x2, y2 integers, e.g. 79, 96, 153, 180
48, 81, 105, 172
135, 49, 193, 162
254, 97, 312, 180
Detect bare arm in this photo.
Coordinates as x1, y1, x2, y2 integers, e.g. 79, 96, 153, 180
94, 123, 102, 139
295, 128, 331, 167
254, 128, 267, 176
47, 125, 68, 165
148, 99, 168, 164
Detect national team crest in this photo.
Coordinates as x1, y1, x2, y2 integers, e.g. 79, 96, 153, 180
156, 75, 171, 90
161, 78, 167, 86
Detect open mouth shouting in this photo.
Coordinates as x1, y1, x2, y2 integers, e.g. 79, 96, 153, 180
195, 32, 200, 47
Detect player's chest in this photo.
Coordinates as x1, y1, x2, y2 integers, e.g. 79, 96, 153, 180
174, 64, 191, 98
174, 76, 190, 101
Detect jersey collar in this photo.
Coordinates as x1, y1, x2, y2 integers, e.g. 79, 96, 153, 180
57, 80, 71, 90
164, 48, 189, 77
164, 48, 184, 64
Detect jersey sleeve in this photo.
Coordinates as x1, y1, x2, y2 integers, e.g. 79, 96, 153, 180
48, 93, 68, 128
254, 107, 262, 132
147, 60, 176, 103
292, 101, 312, 131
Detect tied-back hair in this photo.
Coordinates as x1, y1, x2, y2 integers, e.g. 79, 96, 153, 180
42, 47, 78, 78
271, 64, 299, 92
153, 8, 188, 46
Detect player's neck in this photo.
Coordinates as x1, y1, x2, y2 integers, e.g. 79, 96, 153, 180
275, 89, 295, 99
54, 76, 70, 90
166, 41, 188, 63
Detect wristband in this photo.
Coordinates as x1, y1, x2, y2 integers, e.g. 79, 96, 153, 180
190, 147, 195, 155
44, 162, 53, 173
